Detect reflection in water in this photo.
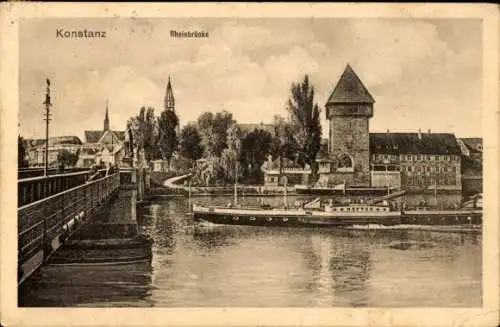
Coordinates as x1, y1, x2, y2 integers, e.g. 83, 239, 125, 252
192, 227, 237, 250
328, 245, 371, 307
20, 196, 482, 307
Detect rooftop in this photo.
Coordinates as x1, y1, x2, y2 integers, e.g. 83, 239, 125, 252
326, 64, 375, 104
23, 136, 82, 148
84, 130, 125, 143
369, 132, 461, 155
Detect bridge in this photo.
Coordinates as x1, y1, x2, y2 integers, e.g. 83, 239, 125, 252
17, 166, 151, 285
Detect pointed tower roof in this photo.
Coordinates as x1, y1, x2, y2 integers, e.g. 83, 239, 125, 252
105, 98, 109, 118
326, 64, 375, 104
165, 76, 175, 111
104, 98, 110, 130
167, 76, 172, 90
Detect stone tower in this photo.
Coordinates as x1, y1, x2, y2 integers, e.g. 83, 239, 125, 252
104, 98, 110, 131
325, 64, 374, 186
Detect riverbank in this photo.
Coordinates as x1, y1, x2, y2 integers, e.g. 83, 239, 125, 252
155, 173, 296, 197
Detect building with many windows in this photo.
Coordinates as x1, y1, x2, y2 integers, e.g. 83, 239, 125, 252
316, 64, 463, 192
25, 136, 83, 167
369, 131, 462, 191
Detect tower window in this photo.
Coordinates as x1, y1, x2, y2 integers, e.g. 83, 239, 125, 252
338, 154, 353, 168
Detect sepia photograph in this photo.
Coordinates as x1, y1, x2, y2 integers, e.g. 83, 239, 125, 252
1, 3, 499, 327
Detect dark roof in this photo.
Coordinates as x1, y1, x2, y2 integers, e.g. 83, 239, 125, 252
85, 131, 103, 143
237, 123, 274, 135
50, 136, 82, 145
24, 136, 82, 147
84, 130, 125, 143
326, 64, 375, 104
23, 139, 45, 148
369, 132, 461, 155
460, 138, 482, 153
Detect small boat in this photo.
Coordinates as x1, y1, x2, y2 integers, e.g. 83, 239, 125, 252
192, 201, 401, 228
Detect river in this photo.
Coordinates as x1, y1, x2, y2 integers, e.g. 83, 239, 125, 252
19, 195, 482, 307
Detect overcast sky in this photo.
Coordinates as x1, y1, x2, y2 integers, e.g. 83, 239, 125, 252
19, 18, 482, 141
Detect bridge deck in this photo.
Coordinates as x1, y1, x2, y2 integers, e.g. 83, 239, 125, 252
17, 171, 122, 285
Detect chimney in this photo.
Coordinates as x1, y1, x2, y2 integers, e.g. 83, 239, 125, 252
428, 129, 431, 134
386, 129, 390, 134
418, 128, 422, 140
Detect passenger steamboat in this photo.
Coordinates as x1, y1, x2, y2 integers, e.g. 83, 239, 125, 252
191, 202, 482, 228
192, 201, 402, 227
191, 181, 483, 228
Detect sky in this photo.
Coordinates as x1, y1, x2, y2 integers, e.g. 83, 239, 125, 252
19, 18, 482, 141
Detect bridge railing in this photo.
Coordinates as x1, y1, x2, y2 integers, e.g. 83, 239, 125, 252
18, 172, 120, 284
18, 169, 108, 207
18, 167, 90, 179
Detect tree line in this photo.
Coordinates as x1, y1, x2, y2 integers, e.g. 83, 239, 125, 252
17, 74, 323, 181
129, 74, 322, 186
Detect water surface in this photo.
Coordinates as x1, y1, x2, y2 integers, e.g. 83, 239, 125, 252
19, 195, 482, 307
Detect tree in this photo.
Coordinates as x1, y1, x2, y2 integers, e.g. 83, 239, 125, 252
241, 128, 273, 183
127, 108, 145, 159
157, 109, 179, 167
179, 123, 203, 164
270, 115, 297, 173
127, 106, 159, 163
286, 75, 322, 177
197, 110, 234, 157
18, 135, 29, 168
144, 107, 157, 162
221, 124, 243, 183
57, 149, 79, 168
195, 156, 225, 186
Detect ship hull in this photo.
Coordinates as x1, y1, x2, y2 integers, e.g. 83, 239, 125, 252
192, 205, 483, 228
194, 213, 306, 227
192, 205, 402, 228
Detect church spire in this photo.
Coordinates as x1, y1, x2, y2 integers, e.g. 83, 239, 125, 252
104, 98, 110, 131
165, 76, 175, 111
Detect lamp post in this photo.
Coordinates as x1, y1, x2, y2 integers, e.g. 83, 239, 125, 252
43, 79, 52, 177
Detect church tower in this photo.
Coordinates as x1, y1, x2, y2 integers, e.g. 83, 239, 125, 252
164, 76, 180, 135
164, 76, 175, 112
325, 64, 374, 186
103, 98, 110, 131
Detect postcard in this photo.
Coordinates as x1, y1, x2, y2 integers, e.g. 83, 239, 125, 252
1, 3, 498, 327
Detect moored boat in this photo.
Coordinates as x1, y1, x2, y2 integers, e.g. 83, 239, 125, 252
191, 201, 483, 228
191, 202, 401, 228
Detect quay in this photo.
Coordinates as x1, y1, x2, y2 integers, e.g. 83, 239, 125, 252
17, 163, 152, 285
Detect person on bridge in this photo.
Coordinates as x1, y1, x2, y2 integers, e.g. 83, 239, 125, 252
58, 162, 65, 173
